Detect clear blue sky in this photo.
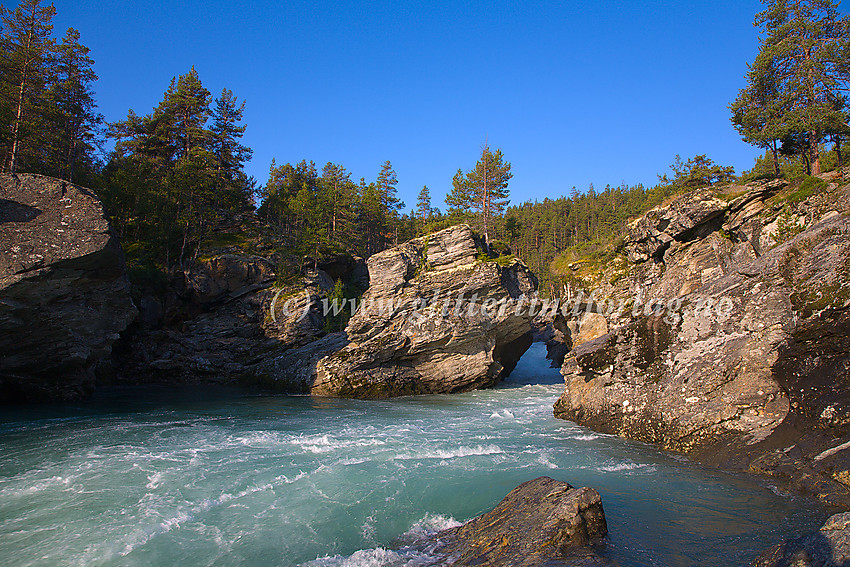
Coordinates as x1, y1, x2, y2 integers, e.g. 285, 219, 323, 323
50, 0, 772, 211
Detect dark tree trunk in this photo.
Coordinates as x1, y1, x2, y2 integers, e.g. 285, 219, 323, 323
771, 140, 781, 177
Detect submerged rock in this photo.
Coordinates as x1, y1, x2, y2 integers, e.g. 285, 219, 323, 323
430, 476, 608, 566
752, 512, 850, 567
311, 224, 538, 398
0, 173, 137, 401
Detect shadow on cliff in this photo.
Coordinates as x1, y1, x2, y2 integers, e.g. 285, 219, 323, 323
753, 530, 850, 566
0, 199, 41, 223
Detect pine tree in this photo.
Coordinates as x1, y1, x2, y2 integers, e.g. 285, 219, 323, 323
446, 168, 471, 215
50, 27, 101, 182
375, 160, 403, 245
730, 57, 786, 177
210, 88, 252, 208
0, 0, 55, 173
320, 162, 356, 247
504, 215, 521, 249
448, 143, 512, 248
165, 66, 211, 159
103, 69, 251, 269
416, 184, 431, 221
746, 0, 850, 174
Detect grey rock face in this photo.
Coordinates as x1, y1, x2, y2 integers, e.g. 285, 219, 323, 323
430, 476, 608, 566
120, 257, 335, 387
311, 224, 538, 398
0, 173, 137, 401
625, 187, 728, 263
555, 180, 850, 505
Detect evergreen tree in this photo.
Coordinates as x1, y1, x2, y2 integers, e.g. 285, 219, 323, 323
504, 215, 521, 249
375, 160, 403, 245
103, 69, 251, 268
730, 59, 786, 176
50, 27, 101, 182
416, 184, 431, 221
165, 66, 211, 159
320, 162, 356, 247
0, 0, 55, 173
745, 0, 850, 174
210, 88, 252, 208
448, 143, 512, 248
658, 154, 735, 188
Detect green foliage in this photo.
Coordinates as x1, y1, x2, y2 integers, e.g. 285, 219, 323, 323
414, 237, 432, 277
447, 143, 512, 247
490, 179, 680, 297
788, 175, 827, 204
126, 264, 170, 295
416, 185, 431, 221
257, 158, 410, 262
773, 205, 806, 245
100, 68, 254, 269
488, 239, 511, 257
323, 279, 347, 332
322, 278, 364, 333
0, 1, 102, 181
733, 0, 850, 175
658, 154, 736, 189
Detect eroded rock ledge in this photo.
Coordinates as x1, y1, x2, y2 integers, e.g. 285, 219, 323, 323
0, 173, 137, 401
309, 224, 538, 397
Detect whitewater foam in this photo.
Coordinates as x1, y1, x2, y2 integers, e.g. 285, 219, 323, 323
394, 445, 504, 460
305, 547, 439, 567
597, 461, 656, 473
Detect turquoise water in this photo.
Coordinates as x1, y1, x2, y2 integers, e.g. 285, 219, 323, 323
0, 343, 827, 566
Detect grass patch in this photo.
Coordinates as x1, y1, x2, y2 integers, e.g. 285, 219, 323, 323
787, 176, 827, 204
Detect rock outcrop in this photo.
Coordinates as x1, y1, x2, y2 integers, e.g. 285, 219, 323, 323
117, 224, 536, 399
0, 173, 137, 401
308, 224, 538, 397
117, 255, 342, 385
553, 178, 850, 505
429, 476, 608, 566
752, 513, 850, 567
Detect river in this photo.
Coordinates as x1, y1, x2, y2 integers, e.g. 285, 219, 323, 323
0, 343, 827, 566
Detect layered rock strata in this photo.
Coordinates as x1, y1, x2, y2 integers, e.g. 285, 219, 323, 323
554, 179, 850, 505
430, 476, 608, 566
310, 224, 538, 397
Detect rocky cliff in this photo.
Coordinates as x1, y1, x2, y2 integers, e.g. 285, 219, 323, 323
116, 253, 355, 386
116, 224, 537, 399
308, 224, 537, 397
553, 177, 850, 506
0, 173, 137, 401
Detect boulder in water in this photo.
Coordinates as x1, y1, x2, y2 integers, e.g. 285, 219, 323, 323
752, 512, 850, 567
430, 476, 608, 566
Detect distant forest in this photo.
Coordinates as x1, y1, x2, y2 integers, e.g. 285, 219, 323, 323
2, 0, 849, 297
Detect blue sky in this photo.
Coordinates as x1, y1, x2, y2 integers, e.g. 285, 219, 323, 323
50, 0, 771, 211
